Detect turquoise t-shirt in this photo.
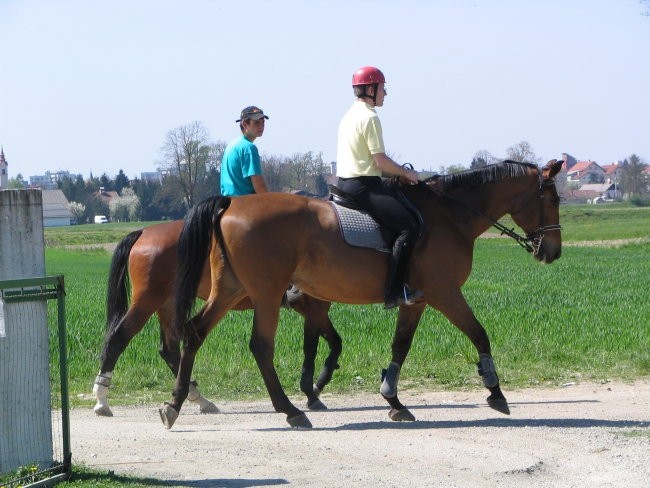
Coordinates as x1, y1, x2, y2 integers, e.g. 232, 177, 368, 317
220, 136, 262, 196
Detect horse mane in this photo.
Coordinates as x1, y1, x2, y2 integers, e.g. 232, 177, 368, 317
424, 161, 537, 192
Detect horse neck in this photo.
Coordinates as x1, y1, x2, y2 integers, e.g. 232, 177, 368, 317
417, 173, 539, 240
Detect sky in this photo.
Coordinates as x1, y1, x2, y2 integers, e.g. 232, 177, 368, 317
1, 0, 649, 181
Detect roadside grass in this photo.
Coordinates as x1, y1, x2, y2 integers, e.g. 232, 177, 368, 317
65, 465, 174, 487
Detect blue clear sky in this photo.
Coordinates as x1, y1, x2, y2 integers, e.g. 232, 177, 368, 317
1, 0, 649, 180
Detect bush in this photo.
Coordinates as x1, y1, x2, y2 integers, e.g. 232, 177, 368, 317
629, 195, 650, 207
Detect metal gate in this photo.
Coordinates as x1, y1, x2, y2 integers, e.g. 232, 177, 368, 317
0, 275, 71, 487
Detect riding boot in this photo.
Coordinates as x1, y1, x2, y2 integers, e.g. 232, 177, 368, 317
384, 233, 423, 309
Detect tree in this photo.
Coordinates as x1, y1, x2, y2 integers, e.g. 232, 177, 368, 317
620, 154, 647, 197
159, 121, 211, 209
7, 173, 27, 189
131, 178, 168, 220
261, 154, 284, 192
439, 164, 466, 174
109, 187, 141, 222
470, 150, 494, 169
99, 173, 113, 191
114, 170, 130, 193
505, 141, 541, 165
67, 201, 86, 223
151, 178, 186, 220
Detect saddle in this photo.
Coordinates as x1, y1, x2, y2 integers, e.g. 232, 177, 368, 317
328, 183, 423, 254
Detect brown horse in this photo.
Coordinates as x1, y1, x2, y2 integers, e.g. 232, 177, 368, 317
161, 159, 564, 429
93, 220, 342, 417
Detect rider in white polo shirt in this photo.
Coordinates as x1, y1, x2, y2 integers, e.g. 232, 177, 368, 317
336, 66, 422, 309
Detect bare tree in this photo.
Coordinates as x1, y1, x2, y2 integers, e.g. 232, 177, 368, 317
641, 0, 650, 16
471, 150, 495, 168
159, 121, 211, 208
505, 141, 542, 165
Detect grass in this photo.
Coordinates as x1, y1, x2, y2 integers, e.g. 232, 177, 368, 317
44, 221, 160, 247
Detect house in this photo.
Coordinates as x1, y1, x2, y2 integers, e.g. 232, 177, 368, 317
566, 160, 605, 184
574, 183, 621, 202
42, 189, 74, 227
95, 188, 120, 206
600, 162, 624, 186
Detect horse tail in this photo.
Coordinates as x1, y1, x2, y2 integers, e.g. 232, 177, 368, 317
174, 195, 231, 342
105, 229, 143, 334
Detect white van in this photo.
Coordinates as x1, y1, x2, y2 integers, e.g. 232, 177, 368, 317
94, 215, 109, 224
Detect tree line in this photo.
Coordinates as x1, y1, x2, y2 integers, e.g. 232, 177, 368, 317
55, 121, 332, 223
7, 123, 648, 223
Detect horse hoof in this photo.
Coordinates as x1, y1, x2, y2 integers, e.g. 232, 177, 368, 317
199, 402, 220, 414
159, 403, 179, 429
307, 398, 328, 411
93, 404, 113, 417
389, 408, 415, 422
287, 412, 312, 428
487, 397, 511, 415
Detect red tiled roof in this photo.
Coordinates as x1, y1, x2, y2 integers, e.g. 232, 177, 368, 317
601, 164, 620, 175
569, 160, 602, 173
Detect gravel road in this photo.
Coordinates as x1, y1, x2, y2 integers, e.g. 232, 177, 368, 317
70, 379, 649, 487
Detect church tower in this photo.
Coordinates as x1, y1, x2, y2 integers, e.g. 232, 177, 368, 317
0, 147, 8, 189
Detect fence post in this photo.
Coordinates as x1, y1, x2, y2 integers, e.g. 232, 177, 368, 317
0, 189, 52, 474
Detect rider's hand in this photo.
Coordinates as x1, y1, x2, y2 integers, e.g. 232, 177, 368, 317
400, 168, 419, 185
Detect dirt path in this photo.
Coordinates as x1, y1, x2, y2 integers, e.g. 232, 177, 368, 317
70, 380, 649, 488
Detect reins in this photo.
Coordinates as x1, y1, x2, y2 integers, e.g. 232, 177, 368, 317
420, 166, 561, 255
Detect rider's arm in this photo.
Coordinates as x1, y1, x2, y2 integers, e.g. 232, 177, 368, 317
373, 153, 419, 184
250, 174, 269, 193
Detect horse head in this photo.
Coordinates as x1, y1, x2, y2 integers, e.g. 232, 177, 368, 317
510, 159, 564, 264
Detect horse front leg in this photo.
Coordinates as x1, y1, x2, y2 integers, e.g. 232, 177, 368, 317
250, 303, 312, 428
293, 297, 341, 410
380, 303, 426, 421
435, 290, 510, 415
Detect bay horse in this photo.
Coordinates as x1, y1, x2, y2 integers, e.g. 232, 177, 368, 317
93, 220, 342, 417
161, 159, 564, 429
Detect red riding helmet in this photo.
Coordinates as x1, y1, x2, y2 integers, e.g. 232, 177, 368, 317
352, 66, 386, 86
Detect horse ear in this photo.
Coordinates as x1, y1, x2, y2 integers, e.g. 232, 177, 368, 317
543, 159, 563, 179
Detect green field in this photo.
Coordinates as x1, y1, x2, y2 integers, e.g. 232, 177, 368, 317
43, 203, 650, 410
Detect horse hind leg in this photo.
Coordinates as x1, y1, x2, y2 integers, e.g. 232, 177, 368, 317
293, 297, 342, 411
93, 307, 152, 416
92, 372, 113, 417
157, 304, 219, 414
249, 300, 312, 428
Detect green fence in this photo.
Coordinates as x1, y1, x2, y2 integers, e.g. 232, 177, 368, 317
0, 276, 71, 487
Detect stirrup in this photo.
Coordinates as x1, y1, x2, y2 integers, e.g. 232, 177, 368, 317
384, 286, 423, 309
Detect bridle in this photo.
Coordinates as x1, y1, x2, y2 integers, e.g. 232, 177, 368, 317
423, 166, 562, 256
